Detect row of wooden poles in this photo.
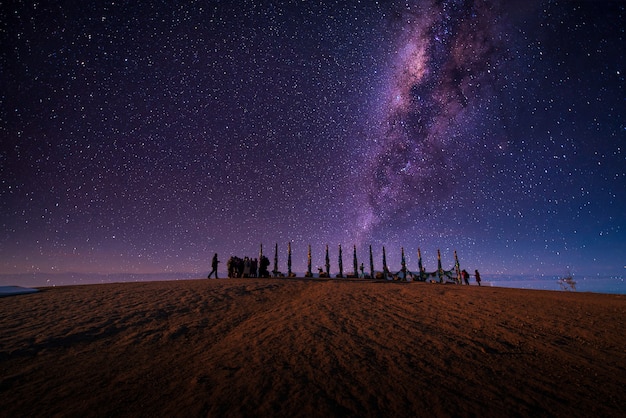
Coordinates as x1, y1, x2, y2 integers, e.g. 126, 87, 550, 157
259, 243, 462, 282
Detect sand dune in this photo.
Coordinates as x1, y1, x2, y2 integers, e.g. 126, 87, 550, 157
1, 278, 625, 417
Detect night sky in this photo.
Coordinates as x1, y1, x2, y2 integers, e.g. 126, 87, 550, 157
2, 0, 624, 280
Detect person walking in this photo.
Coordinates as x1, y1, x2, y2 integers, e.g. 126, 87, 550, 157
208, 253, 219, 279
475, 269, 481, 286
462, 269, 470, 285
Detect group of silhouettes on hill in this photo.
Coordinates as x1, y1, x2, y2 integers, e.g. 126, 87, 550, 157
207, 253, 273, 279
208, 252, 482, 285
225, 255, 272, 278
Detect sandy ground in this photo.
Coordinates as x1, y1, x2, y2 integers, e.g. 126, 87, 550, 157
1, 278, 625, 417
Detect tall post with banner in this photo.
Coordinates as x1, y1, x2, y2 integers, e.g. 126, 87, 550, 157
382, 246, 389, 279
306, 244, 312, 277
369, 245, 374, 279
401, 247, 407, 280
325, 244, 330, 277
353, 245, 358, 277
418, 248, 424, 281
287, 242, 292, 277
273, 242, 279, 277
454, 250, 461, 284
437, 249, 443, 283
338, 244, 344, 278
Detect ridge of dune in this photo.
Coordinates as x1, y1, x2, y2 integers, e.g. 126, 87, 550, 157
1, 278, 625, 417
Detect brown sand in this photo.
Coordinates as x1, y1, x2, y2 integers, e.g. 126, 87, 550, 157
1, 279, 625, 417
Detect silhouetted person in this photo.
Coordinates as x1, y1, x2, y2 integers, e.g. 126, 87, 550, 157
243, 257, 251, 277
462, 269, 470, 285
208, 253, 219, 279
259, 256, 270, 278
475, 270, 481, 286
251, 258, 258, 277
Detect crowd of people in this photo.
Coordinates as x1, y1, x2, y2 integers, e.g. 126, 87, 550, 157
223, 255, 271, 278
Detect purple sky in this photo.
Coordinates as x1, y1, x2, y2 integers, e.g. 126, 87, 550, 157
2, 1, 624, 279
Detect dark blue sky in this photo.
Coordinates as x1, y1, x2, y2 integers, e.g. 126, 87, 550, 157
2, 0, 624, 279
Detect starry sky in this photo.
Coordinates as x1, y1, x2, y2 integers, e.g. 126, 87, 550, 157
2, 0, 624, 279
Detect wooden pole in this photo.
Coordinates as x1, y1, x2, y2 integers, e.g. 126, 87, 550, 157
287, 242, 292, 277
338, 244, 343, 278
401, 247, 407, 280
353, 245, 358, 277
274, 242, 279, 277
369, 245, 374, 279
382, 246, 388, 279
325, 244, 330, 277
307, 244, 312, 277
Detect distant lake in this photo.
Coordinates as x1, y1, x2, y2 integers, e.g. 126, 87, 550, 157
486, 275, 626, 295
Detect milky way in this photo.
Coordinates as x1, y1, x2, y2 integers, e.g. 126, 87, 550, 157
358, 0, 509, 237
1, 1, 624, 282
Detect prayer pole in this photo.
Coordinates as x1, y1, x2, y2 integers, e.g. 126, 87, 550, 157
306, 244, 312, 277
401, 247, 407, 280
325, 244, 330, 277
338, 244, 344, 278
287, 241, 292, 277
437, 249, 443, 283
418, 248, 424, 280
274, 242, 279, 277
454, 250, 461, 285
369, 245, 374, 279
353, 245, 358, 277
382, 246, 389, 279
